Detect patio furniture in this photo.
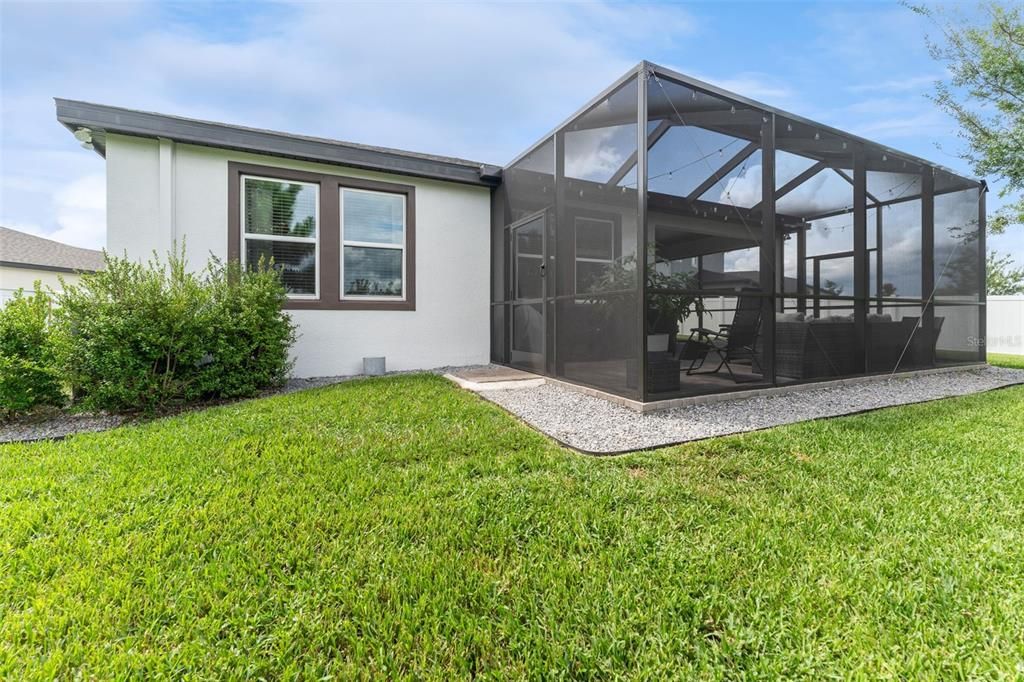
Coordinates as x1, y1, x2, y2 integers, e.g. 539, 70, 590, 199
775, 317, 859, 379
776, 315, 932, 379
902, 316, 946, 366
685, 290, 763, 381
674, 336, 711, 368
865, 316, 918, 372
647, 345, 682, 393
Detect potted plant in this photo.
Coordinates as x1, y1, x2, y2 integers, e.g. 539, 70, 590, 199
585, 248, 706, 352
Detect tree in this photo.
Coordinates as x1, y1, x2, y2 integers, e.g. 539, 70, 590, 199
821, 279, 845, 296
987, 249, 1024, 294
912, 2, 1024, 233
247, 180, 314, 237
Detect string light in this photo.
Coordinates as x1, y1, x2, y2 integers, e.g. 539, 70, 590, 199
637, 139, 741, 186
804, 176, 920, 235
641, 73, 979, 357
652, 72, 766, 279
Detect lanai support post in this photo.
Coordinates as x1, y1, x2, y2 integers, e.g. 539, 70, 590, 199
760, 113, 776, 385
978, 183, 987, 362
637, 64, 650, 400
854, 147, 867, 373
922, 167, 936, 365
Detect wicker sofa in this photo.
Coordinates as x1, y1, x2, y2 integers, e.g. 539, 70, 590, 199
775, 314, 928, 380
775, 318, 859, 379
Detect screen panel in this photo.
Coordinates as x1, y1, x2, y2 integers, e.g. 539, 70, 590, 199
554, 75, 642, 398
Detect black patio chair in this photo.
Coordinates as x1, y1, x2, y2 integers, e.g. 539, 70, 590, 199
681, 289, 764, 382
900, 315, 946, 367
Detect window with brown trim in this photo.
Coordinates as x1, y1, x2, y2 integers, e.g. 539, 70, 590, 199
341, 187, 407, 300
228, 161, 416, 311
241, 175, 319, 298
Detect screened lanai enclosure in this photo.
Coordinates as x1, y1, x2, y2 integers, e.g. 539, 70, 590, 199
491, 62, 985, 403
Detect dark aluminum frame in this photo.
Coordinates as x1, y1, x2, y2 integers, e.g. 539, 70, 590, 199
491, 61, 986, 403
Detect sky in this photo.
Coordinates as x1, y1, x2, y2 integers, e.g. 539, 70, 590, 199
1, 0, 1020, 261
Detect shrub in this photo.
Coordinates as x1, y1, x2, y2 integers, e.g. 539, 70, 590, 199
196, 258, 296, 399
53, 248, 296, 412
0, 283, 64, 417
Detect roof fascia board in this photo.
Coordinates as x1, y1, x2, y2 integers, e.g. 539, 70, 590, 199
55, 99, 498, 187
0, 260, 98, 274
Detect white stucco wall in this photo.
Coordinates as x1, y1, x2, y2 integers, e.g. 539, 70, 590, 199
106, 135, 164, 259
104, 134, 492, 377
0, 265, 85, 305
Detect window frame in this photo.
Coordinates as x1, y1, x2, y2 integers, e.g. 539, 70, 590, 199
228, 161, 416, 311
340, 187, 408, 302
240, 173, 321, 300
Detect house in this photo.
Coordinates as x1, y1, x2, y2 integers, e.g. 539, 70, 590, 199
0, 226, 104, 305
56, 61, 985, 404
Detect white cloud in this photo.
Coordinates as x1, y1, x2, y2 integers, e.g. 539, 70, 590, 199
1, 218, 46, 238
2, 1, 698, 250
846, 74, 945, 94
852, 111, 951, 139
565, 131, 630, 181
656, 63, 798, 107
702, 75, 794, 103
50, 173, 106, 249
718, 163, 762, 207
724, 248, 758, 272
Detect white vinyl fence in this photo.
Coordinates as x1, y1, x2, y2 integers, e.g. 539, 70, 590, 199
986, 295, 1024, 355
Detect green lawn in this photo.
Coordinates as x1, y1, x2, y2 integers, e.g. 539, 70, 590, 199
2, 373, 1024, 678
990, 352, 1024, 369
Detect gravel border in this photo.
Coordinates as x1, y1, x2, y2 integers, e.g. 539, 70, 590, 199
0, 377, 360, 445
0, 364, 501, 445
0, 412, 129, 444
479, 366, 1024, 454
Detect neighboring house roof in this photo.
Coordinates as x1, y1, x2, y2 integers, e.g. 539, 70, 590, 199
54, 98, 502, 187
0, 227, 104, 274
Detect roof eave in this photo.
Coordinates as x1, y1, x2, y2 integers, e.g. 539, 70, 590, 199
55, 98, 500, 188
0, 260, 100, 275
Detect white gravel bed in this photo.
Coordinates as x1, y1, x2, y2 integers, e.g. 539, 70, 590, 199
479, 366, 1024, 454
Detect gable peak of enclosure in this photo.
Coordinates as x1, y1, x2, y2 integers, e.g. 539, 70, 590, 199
492, 61, 987, 404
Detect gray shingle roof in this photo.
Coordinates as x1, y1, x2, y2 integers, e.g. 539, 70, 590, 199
0, 227, 104, 273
